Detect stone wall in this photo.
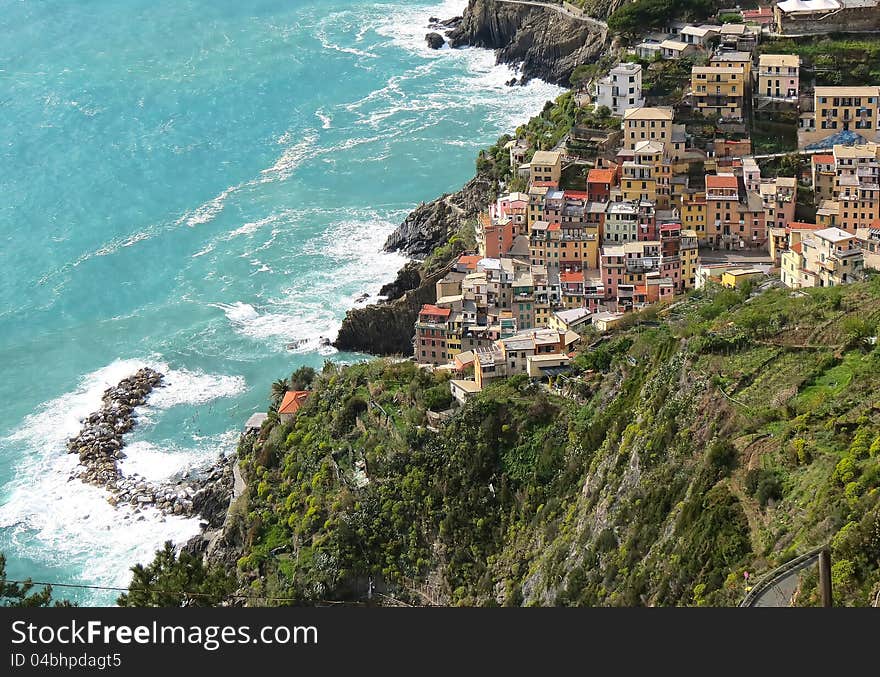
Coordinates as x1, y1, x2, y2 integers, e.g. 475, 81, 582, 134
776, 5, 880, 36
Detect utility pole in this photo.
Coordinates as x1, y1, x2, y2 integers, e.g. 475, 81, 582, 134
818, 549, 833, 608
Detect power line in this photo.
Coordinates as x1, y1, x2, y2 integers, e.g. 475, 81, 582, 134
3, 579, 350, 605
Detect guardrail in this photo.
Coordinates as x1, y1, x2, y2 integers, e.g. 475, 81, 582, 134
740, 545, 827, 607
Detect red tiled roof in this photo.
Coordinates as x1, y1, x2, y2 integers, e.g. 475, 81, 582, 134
561, 271, 584, 283
790, 242, 802, 254
588, 169, 615, 184
564, 190, 589, 200
279, 391, 309, 415
706, 174, 739, 189
420, 304, 451, 317
787, 221, 821, 231
811, 154, 835, 164
531, 181, 559, 188
457, 254, 482, 269
547, 222, 561, 231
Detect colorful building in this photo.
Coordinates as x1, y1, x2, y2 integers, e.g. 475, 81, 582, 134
622, 107, 674, 151
691, 65, 746, 120
756, 54, 800, 104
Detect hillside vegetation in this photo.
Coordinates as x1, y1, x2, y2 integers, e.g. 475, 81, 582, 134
194, 279, 880, 607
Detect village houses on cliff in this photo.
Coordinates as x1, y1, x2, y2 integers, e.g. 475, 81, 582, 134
408, 2, 878, 400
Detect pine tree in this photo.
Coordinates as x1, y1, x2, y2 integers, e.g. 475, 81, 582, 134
117, 541, 235, 607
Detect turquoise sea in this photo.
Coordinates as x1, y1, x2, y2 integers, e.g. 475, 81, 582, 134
0, 0, 561, 604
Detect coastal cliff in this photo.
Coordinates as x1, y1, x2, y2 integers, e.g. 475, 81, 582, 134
334, 172, 493, 356
448, 0, 610, 86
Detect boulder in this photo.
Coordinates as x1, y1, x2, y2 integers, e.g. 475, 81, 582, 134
425, 32, 445, 49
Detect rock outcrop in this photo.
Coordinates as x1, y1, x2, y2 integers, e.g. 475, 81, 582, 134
448, 0, 609, 86
384, 172, 494, 257
67, 368, 163, 490
335, 172, 494, 356
425, 32, 445, 49
334, 271, 443, 356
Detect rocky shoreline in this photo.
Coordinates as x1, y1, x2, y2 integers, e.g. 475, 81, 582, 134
334, 1, 603, 356
66, 368, 234, 520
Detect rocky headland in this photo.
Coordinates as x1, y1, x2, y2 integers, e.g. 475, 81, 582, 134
448, 0, 610, 86
334, 172, 494, 356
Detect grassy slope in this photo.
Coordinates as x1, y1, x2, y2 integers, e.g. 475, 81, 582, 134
236, 280, 880, 606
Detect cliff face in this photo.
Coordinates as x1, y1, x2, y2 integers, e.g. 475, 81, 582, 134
335, 171, 493, 355
384, 172, 494, 257
334, 261, 455, 356
448, 0, 609, 86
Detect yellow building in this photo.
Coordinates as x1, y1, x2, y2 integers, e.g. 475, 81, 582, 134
811, 153, 837, 203
622, 106, 674, 151
709, 51, 752, 82
816, 200, 840, 229
780, 246, 803, 288
832, 143, 880, 232
784, 227, 865, 288
680, 229, 699, 289
527, 185, 550, 232
529, 150, 563, 185
801, 86, 880, 147
620, 140, 671, 208
680, 190, 707, 242
721, 269, 764, 288
691, 66, 746, 119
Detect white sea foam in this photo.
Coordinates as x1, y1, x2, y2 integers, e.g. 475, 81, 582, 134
375, 0, 469, 57
209, 301, 333, 348
208, 207, 407, 353
181, 184, 239, 228
119, 430, 239, 483
226, 214, 280, 240
192, 243, 215, 258
315, 109, 333, 129
146, 368, 246, 410
368, 0, 563, 134
0, 358, 244, 601
259, 130, 319, 182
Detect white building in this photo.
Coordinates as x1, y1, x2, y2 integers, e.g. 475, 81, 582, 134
594, 63, 645, 117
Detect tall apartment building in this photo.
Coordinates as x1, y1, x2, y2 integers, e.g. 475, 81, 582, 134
680, 229, 700, 289
811, 153, 837, 202
415, 305, 451, 366
691, 66, 746, 120
594, 62, 645, 117
832, 143, 880, 231
760, 177, 797, 230
756, 54, 800, 103
705, 173, 741, 246
622, 107, 674, 151
680, 190, 707, 242
619, 140, 672, 208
